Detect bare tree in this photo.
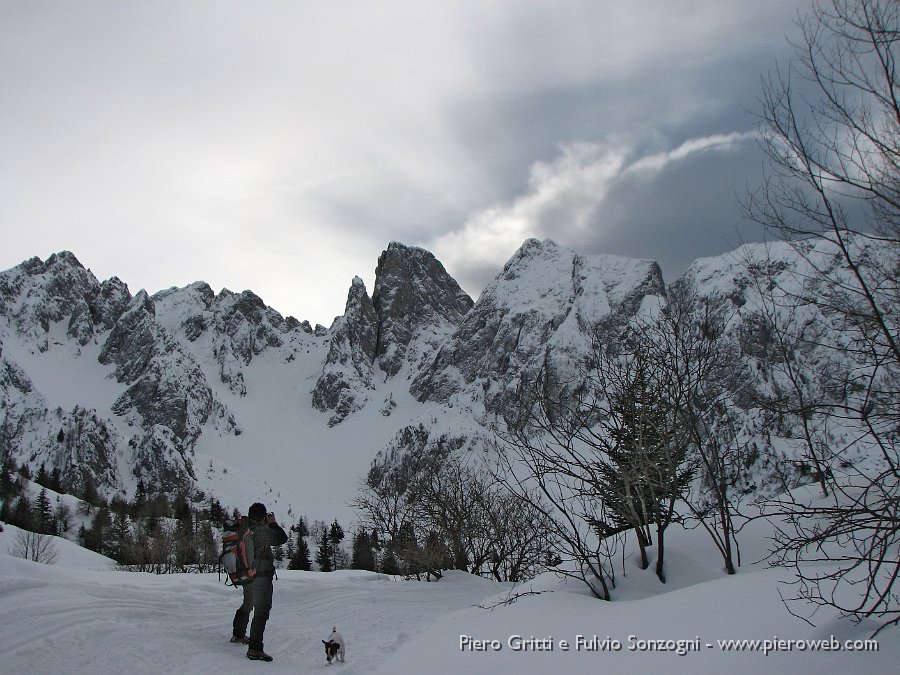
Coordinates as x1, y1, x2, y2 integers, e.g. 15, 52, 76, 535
353, 447, 554, 582
9, 528, 59, 565
415, 454, 492, 574
494, 406, 622, 600
351, 460, 419, 552
481, 488, 557, 583
746, 0, 900, 633
662, 286, 752, 576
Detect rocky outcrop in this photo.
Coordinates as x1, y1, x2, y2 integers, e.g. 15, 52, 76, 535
99, 290, 237, 486
0, 253, 242, 497
0, 358, 125, 496
372, 242, 473, 377
53, 407, 125, 497
312, 243, 474, 425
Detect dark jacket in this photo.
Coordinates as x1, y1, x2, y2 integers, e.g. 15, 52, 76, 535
249, 520, 288, 577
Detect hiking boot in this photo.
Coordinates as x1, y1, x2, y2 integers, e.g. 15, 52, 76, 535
246, 649, 273, 662
230, 635, 249, 644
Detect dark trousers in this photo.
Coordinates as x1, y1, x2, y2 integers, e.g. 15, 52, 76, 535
232, 575, 274, 651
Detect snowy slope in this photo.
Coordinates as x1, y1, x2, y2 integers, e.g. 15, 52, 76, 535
1, 497, 895, 675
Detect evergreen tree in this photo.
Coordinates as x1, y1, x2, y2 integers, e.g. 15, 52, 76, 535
380, 546, 401, 576
295, 516, 309, 537
207, 498, 226, 527
131, 479, 147, 519
288, 529, 312, 571
35, 463, 50, 489
85, 508, 112, 554
315, 529, 333, 572
171, 492, 191, 521
329, 519, 345, 571
0, 451, 18, 503
10, 494, 33, 530
351, 530, 376, 571
49, 466, 63, 493
34, 488, 56, 535
106, 511, 132, 563
80, 479, 101, 512
110, 494, 129, 519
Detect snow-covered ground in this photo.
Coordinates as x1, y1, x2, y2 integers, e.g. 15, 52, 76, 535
3, 491, 896, 675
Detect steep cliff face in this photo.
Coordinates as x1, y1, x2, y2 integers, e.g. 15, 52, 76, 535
0, 253, 249, 496
0, 253, 132, 494
97, 290, 238, 492
151, 282, 318, 397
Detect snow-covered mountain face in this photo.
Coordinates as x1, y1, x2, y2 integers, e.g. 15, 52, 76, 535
411, 238, 666, 418
1, 237, 893, 521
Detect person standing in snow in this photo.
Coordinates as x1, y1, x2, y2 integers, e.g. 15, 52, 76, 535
231, 502, 288, 662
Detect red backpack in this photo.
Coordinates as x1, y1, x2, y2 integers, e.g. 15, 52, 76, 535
219, 517, 257, 586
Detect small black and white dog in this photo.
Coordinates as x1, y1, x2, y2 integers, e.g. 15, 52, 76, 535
322, 627, 345, 665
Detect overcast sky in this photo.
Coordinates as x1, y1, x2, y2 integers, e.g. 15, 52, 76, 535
0, 0, 812, 327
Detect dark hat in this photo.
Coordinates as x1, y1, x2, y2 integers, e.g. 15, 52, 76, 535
248, 502, 266, 521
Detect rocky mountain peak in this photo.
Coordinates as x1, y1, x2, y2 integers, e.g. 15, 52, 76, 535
410, 238, 667, 415
312, 276, 379, 426
372, 242, 474, 377
311, 243, 475, 425
3, 237, 890, 513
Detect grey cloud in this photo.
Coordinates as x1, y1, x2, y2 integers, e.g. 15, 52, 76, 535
0, 0, 814, 324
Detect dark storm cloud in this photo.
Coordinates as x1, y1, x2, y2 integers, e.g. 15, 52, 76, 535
425, 2, 812, 297
585, 141, 772, 280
